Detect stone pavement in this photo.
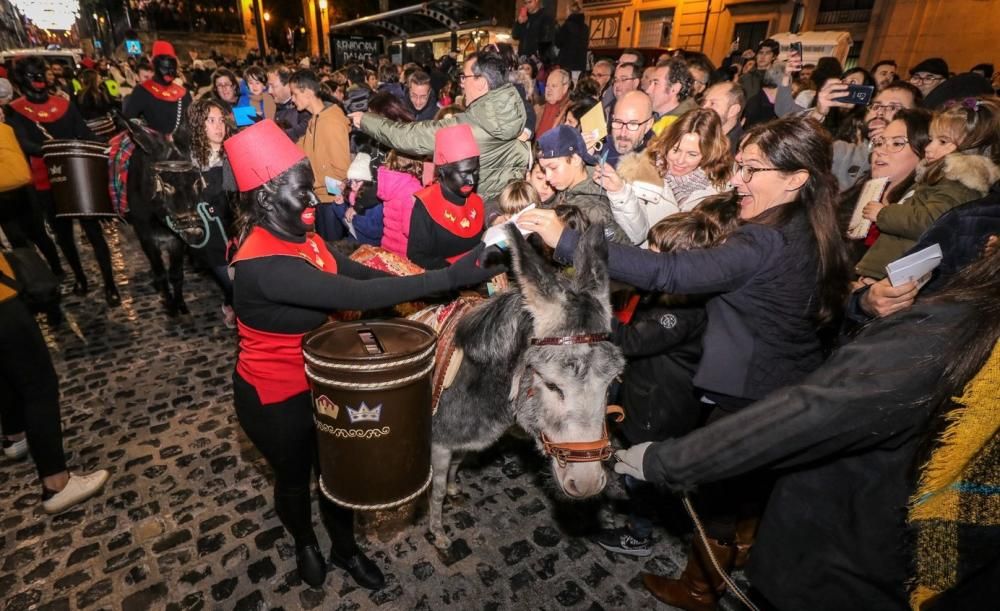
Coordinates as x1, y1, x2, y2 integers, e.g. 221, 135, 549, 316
1, 225, 750, 610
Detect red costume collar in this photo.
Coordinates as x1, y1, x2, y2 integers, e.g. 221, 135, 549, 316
141, 80, 187, 102
10, 96, 69, 123
415, 183, 484, 238
231, 226, 338, 273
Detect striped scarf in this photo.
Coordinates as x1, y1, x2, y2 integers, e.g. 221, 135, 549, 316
665, 167, 713, 209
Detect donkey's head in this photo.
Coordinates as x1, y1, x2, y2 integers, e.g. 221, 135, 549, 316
507, 225, 626, 499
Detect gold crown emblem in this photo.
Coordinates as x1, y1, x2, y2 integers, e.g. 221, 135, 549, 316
315, 395, 339, 419
346, 401, 382, 423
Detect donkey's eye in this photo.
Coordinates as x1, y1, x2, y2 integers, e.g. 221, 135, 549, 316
543, 381, 564, 401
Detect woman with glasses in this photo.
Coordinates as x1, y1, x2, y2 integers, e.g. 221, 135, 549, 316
204, 68, 240, 110
519, 116, 850, 608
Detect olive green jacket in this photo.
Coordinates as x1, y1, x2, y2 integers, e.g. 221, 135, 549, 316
855, 153, 1000, 279
359, 84, 530, 201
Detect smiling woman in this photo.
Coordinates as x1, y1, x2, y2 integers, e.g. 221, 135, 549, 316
647, 109, 732, 213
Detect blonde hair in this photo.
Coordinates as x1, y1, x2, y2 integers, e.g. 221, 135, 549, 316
385, 150, 423, 179
925, 96, 1000, 183
498, 180, 541, 216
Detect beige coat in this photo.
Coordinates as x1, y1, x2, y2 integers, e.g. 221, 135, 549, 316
297, 103, 351, 203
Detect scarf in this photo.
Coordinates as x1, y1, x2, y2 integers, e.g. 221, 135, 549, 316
665, 167, 713, 208
536, 100, 566, 138
908, 339, 1000, 609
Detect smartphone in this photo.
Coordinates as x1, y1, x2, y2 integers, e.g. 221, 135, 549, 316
790, 42, 803, 58
832, 84, 875, 106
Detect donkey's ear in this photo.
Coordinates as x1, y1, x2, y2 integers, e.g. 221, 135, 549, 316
571, 224, 610, 297
506, 225, 563, 310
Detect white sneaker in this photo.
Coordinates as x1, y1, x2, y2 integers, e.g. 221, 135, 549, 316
4, 438, 28, 459
42, 470, 110, 515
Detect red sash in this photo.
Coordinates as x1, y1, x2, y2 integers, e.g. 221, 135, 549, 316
232, 227, 338, 404
415, 183, 484, 238
28, 156, 51, 190
10, 96, 69, 124
141, 80, 187, 102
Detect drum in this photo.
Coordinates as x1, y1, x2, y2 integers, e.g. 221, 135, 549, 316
303, 319, 436, 510
85, 116, 118, 143
41, 140, 114, 218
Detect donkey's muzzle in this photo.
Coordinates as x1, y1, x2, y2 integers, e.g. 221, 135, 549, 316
540, 404, 625, 468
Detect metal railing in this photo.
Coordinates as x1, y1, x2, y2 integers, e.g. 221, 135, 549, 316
815, 9, 872, 25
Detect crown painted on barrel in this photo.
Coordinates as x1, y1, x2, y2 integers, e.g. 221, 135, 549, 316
315, 395, 340, 420
433, 123, 480, 166
346, 402, 382, 423
224, 119, 307, 192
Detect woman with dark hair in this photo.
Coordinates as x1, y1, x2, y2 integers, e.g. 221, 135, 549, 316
610, 235, 1000, 610
519, 116, 851, 607
76, 69, 115, 120
185, 97, 238, 325
563, 98, 598, 130
224, 119, 499, 590
290, 69, 350, 241
205, 68, 240, 108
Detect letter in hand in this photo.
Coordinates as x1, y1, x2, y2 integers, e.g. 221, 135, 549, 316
859, 277, 919, 318
516, 208, 566, 248
612, 442, 651, 481
861, 201, 885, 222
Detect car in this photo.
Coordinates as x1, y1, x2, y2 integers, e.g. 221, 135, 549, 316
1, 48, 83, 77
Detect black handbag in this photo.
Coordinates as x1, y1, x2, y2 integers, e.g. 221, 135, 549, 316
0, 247, 61, 312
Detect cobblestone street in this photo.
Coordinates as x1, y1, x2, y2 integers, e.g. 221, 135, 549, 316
1, 225, 749, 611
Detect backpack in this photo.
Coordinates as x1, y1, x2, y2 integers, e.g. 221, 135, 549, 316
0, 247, 61, 312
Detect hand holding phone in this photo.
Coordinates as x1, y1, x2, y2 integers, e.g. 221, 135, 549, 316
832, 84, 875, 106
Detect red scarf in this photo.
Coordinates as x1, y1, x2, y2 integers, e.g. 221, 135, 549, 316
231, 227, 338, 404
9, 95, 69, 124
414, 182, 484, 239
536, 100, 566, 137
141, 80, 187, 102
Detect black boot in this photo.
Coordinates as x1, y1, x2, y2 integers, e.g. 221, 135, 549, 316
72, 277, 89, 296
330, 548, 385, 590
104, 285, 121, 307
295, 544, 327, 588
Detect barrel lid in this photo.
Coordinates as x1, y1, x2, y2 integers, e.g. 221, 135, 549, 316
303, 319, 436, 364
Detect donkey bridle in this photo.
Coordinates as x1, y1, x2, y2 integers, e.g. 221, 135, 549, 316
527, 332, 624, 467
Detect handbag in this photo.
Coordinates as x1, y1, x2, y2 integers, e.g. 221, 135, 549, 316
0, 247, 61, 312
0, 123, 32, 193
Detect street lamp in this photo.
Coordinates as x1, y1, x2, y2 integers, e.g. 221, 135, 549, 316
263, 11, 270, 22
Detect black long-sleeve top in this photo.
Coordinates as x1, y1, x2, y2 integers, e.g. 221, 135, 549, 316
406, 189, 484, 270
123, 84, 192, 135
6, 98, 96, 156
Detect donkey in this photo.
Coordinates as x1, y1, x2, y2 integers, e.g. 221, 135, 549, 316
428, 225, 626, 548
120, 120, 207, 315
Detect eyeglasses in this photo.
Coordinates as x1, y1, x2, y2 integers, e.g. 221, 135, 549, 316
910, 74, 944, 84
458, 73, 482, 82
733, 161, 781, 182
870, 137, 910, 153
610, 117, 652, 132
612, 76, 638, 85
870, 102, 904, 114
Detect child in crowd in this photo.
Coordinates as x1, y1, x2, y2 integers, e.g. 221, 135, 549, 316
334, 153, 383, 246
597, 192, 742, 557
527, 161, 556, 206
378, 151, 424, 257
487, 179, 541, 227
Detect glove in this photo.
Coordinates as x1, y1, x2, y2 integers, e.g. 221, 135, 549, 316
613, 442, 652, 481
446, 243, 508, 288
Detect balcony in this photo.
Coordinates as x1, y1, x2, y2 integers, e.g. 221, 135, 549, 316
816, 9, 872, 25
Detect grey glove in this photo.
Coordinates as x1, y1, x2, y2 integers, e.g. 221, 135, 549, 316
613, 442, 652, 481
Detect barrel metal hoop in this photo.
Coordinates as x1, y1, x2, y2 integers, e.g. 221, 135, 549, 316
42, 152, 110, 160
304, 359, 435, 391
303, 343, 435, 372
317, 467, 433, 511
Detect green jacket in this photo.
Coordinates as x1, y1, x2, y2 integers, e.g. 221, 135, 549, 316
855, 153, 1000, 279
549, 168, 631, 244
359, 84, 530, 201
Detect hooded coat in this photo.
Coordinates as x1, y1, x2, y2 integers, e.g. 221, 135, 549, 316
555, 13, 589, 72
855, 152, 1000, 279
377, 166, 422, 257
359, 84, 530, 201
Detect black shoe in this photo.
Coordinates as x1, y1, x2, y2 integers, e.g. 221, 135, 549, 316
330, 549, 385, 590
104, 285, 121, 307
594, 526, 653, 557
296, 544, 327, 588
72, 278, 89, 296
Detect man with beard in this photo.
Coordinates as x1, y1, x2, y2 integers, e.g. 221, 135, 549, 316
701, 81, 746, 155
810, 79, 922, 188
123, 41, 192, 135
266, 64, 309, 141
604, 90, 655, 167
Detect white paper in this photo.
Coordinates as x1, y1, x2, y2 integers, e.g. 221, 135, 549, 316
885, 243, 942, 288
482, 204, 537, 248
847, 176, 890, 240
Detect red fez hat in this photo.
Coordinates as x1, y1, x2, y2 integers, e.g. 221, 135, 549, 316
433, 123, 480, 166
151, 40, 177, 59
80, 57, 96, 69
224, 119, 306, 192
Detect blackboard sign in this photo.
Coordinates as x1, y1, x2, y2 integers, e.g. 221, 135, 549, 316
330, 35, 383, 67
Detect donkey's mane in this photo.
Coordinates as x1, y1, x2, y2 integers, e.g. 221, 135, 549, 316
453, 290, 532, 367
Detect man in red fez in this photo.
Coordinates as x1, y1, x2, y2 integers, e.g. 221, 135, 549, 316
123, 41, 191, 135
407, 123, 485, 269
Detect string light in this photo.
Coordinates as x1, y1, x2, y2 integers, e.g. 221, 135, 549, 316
12, 0, 80, 31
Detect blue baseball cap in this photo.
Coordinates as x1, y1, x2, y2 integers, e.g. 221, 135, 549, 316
537, 125, 598, 165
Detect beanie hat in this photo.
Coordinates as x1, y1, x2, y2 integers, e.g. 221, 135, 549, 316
347, 153, 373, 182
224, 119, 306, 192
151, 41, 177, 60
434, 123, 480, 165
910, 57, 949, 79
537, 124, 598, 165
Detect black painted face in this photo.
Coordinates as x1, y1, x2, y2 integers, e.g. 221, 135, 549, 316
437, 157, 480, 197
17, 58, 49, 102
259, 162, 320, 237
153, 55, 178, 85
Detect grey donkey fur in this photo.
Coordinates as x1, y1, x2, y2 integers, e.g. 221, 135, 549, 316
428, 225, 625, 548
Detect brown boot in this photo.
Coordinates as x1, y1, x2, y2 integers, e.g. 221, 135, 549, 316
733, 515, 759, 569
642, 536, 735, 611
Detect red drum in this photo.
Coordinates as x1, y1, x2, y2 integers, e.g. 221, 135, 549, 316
41, 140, 114, 218
303, 319, 436, 510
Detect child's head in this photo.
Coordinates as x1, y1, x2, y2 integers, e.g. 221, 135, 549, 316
498, 180, 541, 218
926, 96, 1000, 164
385, 150, 423, 179
647, 192, 742, 253
528, 161, 555, 203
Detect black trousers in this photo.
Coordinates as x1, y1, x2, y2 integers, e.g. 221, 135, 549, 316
33, 189, 115, 288
0, 187, 63, 276
0, 298, 67, 479
233, 372, 357, 557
